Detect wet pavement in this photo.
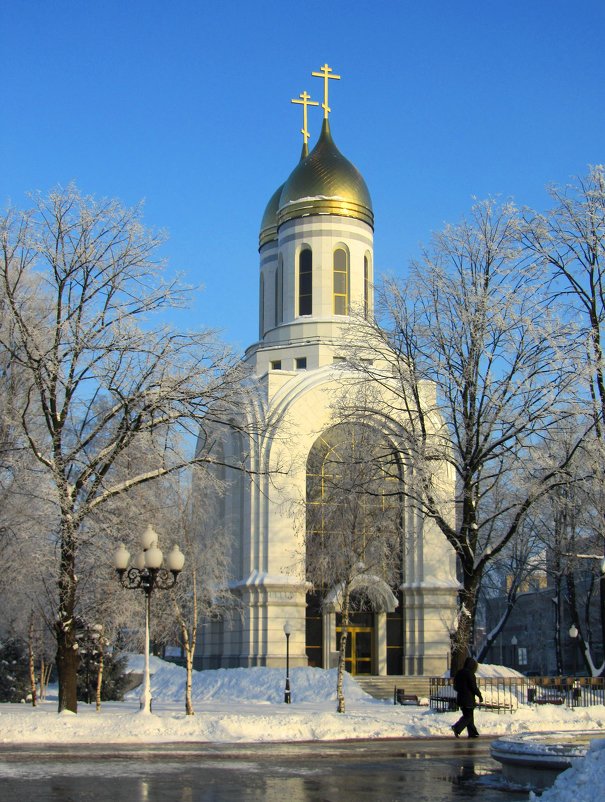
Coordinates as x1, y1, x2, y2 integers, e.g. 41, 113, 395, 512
0, 739, 531, 801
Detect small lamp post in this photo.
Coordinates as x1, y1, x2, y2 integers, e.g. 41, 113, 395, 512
569, 623, 578, 677
283, 622, 292, 704
113, 525, 185, 714
510, 635, 518, 669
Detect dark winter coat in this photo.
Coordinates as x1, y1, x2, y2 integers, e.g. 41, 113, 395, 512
453, 658, 483, 708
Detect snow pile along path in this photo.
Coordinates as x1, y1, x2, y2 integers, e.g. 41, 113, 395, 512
0, 658, 602, 751
125, 659, 371, 704
530, 738, 605, 802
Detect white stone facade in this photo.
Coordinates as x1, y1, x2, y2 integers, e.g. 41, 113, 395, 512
198, 120, 458, 677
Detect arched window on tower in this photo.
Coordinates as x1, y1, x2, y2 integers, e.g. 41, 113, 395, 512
333, 248, 349, 315
275, 256, 283, 326
298, 247, 312, 316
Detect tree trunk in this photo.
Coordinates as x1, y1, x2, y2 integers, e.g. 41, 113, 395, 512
185, 579, 197, 716
336, 593, 350, 714
56, 524, 79, 713
185, 644, 194, 716
39, 658, 51, 702
173, 565, 197, 716
178, 618, 195, 716
553, 577, 563, 675
451, 571, 480, 675
56, 633, 79, 713
27, 613, 37, 707
476, 593, 516, 663
95, 643, 104, 712
566, 572, 591, 675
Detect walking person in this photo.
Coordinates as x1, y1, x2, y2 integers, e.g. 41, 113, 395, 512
451, 657, 483, 738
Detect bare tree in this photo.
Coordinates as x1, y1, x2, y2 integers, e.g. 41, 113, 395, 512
305, 418, 403, 713
528, 435, 605, 676
164, 469, 234, 715
347, 199, 582, 673
0, 185, 248, 712
116, 467, 236, 716
0, 265, 51, 599
476, 525, 545, 663
522, 166, 605, 669
0, 477, 57, 705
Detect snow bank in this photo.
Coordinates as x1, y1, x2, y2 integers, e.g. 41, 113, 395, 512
477, 664, 525, 679
530, 738, 605, 802
125, 659, 373, 704
127, 656, 376, 704
0, 658, 603, 749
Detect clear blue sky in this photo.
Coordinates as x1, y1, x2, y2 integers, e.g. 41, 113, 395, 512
3, 0, 604, 351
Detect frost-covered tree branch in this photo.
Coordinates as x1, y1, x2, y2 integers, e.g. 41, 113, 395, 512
345, 199, 583, 672
522, 166, 605, 668
0, 185, 251, 712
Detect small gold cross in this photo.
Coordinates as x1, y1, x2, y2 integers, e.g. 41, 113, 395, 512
291, 91, 319, 145
311, 63, 341, 119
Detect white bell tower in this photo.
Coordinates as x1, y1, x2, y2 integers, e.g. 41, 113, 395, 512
198, 65, 458, 678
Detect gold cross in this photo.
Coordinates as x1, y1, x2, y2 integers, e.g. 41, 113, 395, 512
291, 91, 319, 145
311, 63, 341, 119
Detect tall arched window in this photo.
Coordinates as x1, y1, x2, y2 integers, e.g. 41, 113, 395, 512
333, 248, 349, 315
275, 257, 283, 326
306, 424, 403, 548
299, 247, 312, 316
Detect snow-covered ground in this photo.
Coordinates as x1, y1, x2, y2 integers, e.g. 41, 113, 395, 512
529, 738, 605, 802
0, 657, 603, 801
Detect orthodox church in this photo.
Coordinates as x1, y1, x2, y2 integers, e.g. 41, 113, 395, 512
199, 65, 458, 678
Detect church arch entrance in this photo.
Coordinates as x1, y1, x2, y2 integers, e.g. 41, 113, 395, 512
304, 422, 405, 675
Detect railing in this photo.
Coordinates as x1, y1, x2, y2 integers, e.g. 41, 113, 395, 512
429, 676, 605, 713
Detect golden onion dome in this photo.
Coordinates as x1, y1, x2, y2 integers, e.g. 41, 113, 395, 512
259, 142, 311, 249
259, 183, 283, 248
277, 119, 373, 228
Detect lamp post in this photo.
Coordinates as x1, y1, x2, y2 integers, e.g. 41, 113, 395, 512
283, 622, 292, 704
569, 623, 578, 676
562, 552, 605, 674
510, 635, 518, 669
113, 524, 185, 714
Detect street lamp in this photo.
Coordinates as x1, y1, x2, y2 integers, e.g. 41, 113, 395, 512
283, 622, 292, 704
113, 524, 185, 714
510, 635, 518, 669
562, 553, 605, 664
569, 623, 578, 676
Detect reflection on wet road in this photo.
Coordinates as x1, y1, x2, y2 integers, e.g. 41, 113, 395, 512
0, 739, 531, 801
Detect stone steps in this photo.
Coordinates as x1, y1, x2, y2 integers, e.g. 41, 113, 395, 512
354, 675, 431, 701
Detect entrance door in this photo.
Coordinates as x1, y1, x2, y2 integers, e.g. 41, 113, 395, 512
336, 627, 373, 675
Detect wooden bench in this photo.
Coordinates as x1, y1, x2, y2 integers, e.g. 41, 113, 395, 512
478, 700, 512, 710
394, 688, 420, 705
527, 687, 565, 705
532, 697, 564, 705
